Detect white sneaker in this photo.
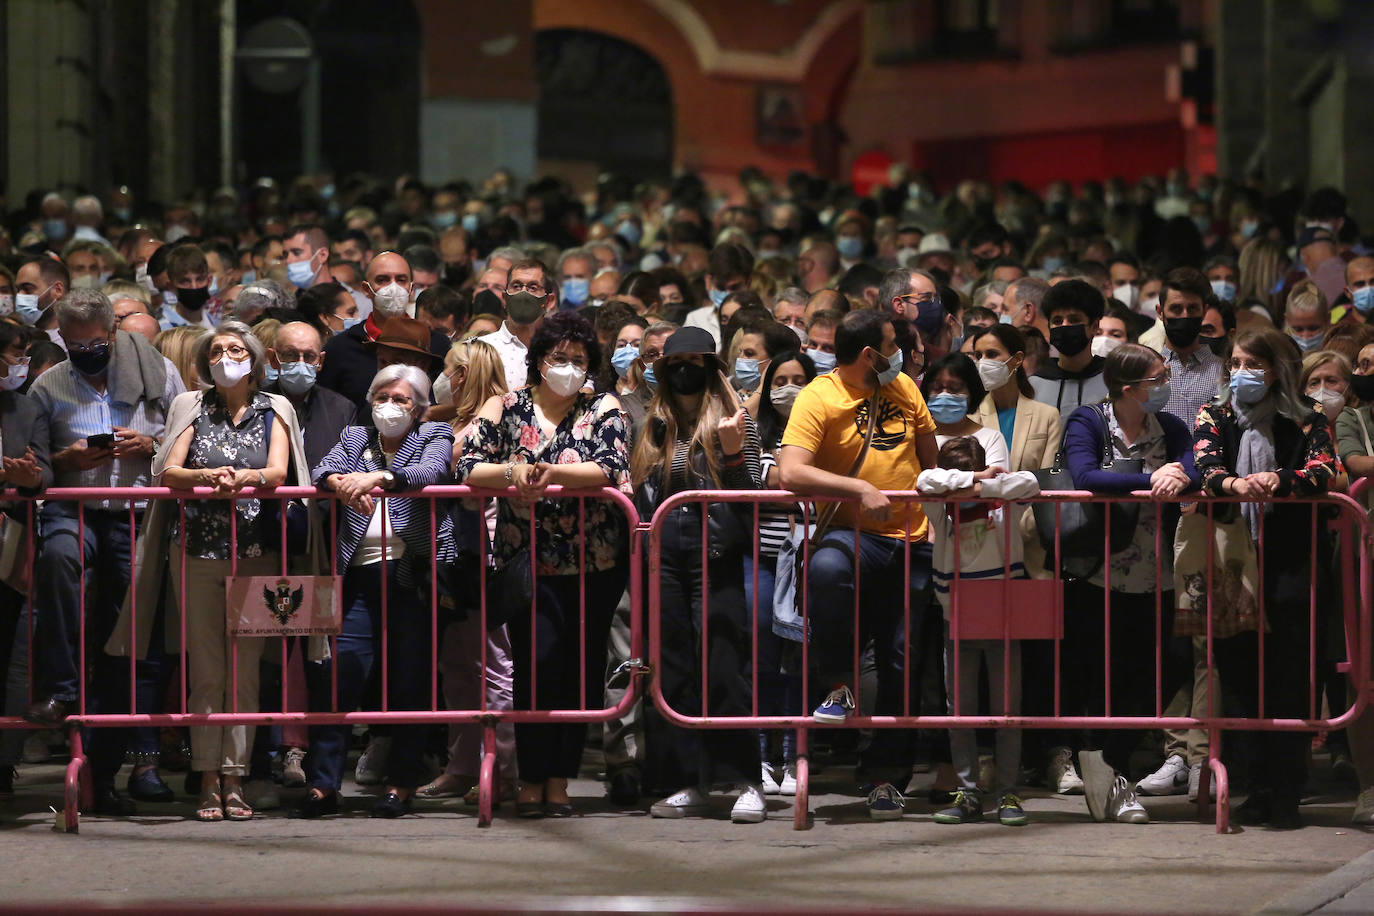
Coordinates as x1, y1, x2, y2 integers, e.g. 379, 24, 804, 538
1187, 762, 1217, 802
650, 786, 710, 818
244, 778, 280, 810
354, 735, 391, 786
1048, 746, 1084, 795
281, 747, 307, 788
1107, 775, 1150, 824
1136, 754, 1189, 796
779, 763, 798, 796
1354, 787, 1374, 825
731, 784, 767, 823
761, 763, 781, 795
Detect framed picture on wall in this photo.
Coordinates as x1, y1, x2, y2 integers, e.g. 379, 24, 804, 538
756, 84, 806, 148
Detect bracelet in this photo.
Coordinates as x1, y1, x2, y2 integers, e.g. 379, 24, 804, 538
721, 451, 744, 468
504, 462, 515, 484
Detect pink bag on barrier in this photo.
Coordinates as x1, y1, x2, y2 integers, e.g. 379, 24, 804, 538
947, 578, 1063, 640
225, 575, 343, 637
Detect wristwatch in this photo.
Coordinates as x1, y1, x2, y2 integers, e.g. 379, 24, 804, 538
257, 470, 267, 487
380, 470, 397, 490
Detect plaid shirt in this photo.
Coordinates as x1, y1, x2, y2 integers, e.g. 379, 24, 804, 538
1161, 344, 1223, 433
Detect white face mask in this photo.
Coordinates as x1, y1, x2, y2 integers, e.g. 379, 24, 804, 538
1310, 386, 1345, 416
543, 362, 586, 398
976, 356, 1013, 390
1139, 295, 1160, 315
1112, 282, 1138, 309
770, 383, 803, 415
1091, 335, 1124, 359
0, 360, 29, 391
371, 281, 411, 317
210, 354, 252, 388
432, 370, 454, 406
372, 402, 413, 438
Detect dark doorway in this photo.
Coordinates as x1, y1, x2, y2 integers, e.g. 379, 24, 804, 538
535, 30, 673, 181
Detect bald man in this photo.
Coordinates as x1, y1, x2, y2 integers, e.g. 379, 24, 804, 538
265, 322, 357, 469
317, 251, 452, 408
119, 312, 161, 344
804, 288, 847, 322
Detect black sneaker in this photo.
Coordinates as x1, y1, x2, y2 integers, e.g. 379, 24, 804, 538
607, 770, 640, 806
998, 791, 1028, 826
933, 789, 983, 824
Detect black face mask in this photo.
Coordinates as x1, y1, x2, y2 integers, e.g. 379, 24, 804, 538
175, 286, 210, 313
1049, 323, 1090, 358
1164, 316, 1203, 349
473, 288, 503, 317
69, 342, 112, 377
1351, 373, 1374, 404
443, 262, 470, 288
505, 291, 545, 325
1198, 334, 1228, 357
664, 361, 709, 395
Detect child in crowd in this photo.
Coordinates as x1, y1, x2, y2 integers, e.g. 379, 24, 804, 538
918, 435, 1039, 826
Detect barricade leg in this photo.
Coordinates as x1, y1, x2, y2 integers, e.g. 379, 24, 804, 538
792, 726, 810, 831
478, 721, 497, 828
1203, 726, 1230, 833
64, 726, 85, 833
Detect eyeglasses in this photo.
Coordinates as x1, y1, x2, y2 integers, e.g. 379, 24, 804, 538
1129, 370, 1171, 386
67, 339, 110, 355
276, 350, 320, 364
544, 353, 590, 371
373, 394, 414, 407
898, 294, 940, 307
1227, 358, 1267, 373
505, 282, 547, 296
208, 345, 250, 363
641, 349, 662, 362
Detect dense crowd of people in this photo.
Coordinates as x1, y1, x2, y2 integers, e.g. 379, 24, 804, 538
0, 165, 1371, 829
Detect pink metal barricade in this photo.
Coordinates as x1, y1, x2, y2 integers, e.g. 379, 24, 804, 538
0, 484, 641, 831
645, 488, 1374, 832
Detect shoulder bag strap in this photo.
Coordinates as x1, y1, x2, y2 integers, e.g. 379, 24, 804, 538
811, 389, 882, 541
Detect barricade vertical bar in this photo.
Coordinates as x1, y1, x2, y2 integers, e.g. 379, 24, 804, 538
902, 510, 911, 719
77, 503, 87, 716
1202, 499, 1217, 825
430, 497, 439, 712
380, 489, 389, 712
1257, 501, 1267, 720
1102, 497, 1112, 717
1053, 501, 1063, 717
477, 493, 494, 829
1154, 501, 1163, 717
329, 496, 339, 713
700, 499, 709, 717
1309, 504, 1318, 721
797, 500, 811, 830
128, 501, 137, 715
280, 494, 289, 713
578, 497, 587, 711
851, 521, 861, 713
528, 506, 537, 712
1002, 496, 1012, 716
952, 502, 962, 723
25, 500, 34, 704
179, 500, 188, 713
231, 494, 239, 713
751, 502, 760, 718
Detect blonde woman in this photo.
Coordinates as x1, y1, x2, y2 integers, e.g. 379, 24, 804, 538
629, 327, 766, 824
1237, 236, 1288, 322
154, 325, 203, 391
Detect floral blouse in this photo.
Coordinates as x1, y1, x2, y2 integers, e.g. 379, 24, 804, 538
1194, 402, 1339, 496
455, 388, 631, 575
175, 390, 276, 561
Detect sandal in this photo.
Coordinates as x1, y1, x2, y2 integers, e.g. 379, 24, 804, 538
196, 786, 224, 822
223, 787, 254, 821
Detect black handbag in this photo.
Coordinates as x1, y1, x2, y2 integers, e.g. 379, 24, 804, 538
1032, 404, 1142, 579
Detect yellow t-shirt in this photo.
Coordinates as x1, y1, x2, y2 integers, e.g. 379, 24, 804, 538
781, 371, 936, 540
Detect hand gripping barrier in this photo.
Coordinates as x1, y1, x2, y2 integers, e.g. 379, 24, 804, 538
0, 484, 640, 831
646, 488, 1373, 832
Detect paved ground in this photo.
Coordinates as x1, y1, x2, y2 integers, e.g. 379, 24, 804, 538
3, 746, 1373, 913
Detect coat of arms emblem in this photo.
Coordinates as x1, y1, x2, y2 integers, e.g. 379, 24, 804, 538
263, 578, 305, 627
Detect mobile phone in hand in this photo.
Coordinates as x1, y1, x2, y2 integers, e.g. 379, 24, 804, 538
86, 433, 115, 450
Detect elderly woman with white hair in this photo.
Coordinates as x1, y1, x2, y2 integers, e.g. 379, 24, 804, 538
130, 320, 315, 822
292, 363, 455, 820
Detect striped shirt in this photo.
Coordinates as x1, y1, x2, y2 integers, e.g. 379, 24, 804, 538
1161, 344, 1223, 431
30, 356, 186, 510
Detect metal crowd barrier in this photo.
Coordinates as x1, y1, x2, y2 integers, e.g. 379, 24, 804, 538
646, 489, 1374, 832
0, 484, 641, 831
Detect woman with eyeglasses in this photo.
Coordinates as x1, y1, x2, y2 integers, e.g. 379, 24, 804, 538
456, 311, 632, 818
147, 321, 315, 822
1193, 326, 1339, 828
293, 363, 455, 819
1058, 343, 1199, 826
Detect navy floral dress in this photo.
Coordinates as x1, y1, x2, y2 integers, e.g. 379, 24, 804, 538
455, 388, 631, 575
175, 390, 277, 560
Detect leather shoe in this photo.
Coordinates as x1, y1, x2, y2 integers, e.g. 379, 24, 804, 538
1233, 790, 1273, 826
544, 801, 573, 818
90, 785, 137, 817
608, 770, 640, 806
23, 698, 71, 729
515, 801, 545, 819
370, 791, 412, 818
127, 768, 175, 803
288, 791, 340, 819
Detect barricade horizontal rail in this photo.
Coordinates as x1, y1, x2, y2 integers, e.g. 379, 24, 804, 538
0, 484, 641, 830
646, 488, 1374, 832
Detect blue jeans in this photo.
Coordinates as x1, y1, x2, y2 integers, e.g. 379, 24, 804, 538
304, 561, 433, 792
33, 504, 168, 780
805, 529, 933, 780
743, 553, 799, 763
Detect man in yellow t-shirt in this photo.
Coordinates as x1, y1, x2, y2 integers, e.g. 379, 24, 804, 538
779, 309, 938, 820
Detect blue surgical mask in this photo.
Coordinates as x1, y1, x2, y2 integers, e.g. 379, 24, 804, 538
1142, 382, 1171, 414
611, 345, 639, 378
807, 348, 836, 375
1041, 256, 1065, 273
263, 365, 279, 385
998, 313, 1014, 325
927, 392, 969, 425
1230, 368, 1269, 405
709, 287, 728, 308
642, 363, 657, 390
1211, 279, 1236, 302
341, 317, 363, 331
43, 219, 68, 241
1354, 286, 1374, 315
241, 270, 256, 284
734, 357, 761, 391
836, 236, 864, 260
461, 213, 480, 233
287, 258, 315, 289
209, 274, 220, 296
616, 220, 642, 247
277, 360, 318, 396
432, 210, 458, 229
561, 277, 590, 307
15, 293, 42, 326
1289, 329, 1324, 353
875, 348, 903, 386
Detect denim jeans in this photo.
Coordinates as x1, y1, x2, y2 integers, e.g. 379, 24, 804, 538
743, 553, 800, 764
804, 528, 933, 781
304, 561, 434, 791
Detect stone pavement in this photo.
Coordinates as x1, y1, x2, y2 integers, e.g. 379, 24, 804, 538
2, 749, 1372, 913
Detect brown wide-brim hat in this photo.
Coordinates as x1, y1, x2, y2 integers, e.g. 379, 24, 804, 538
371, 316, 433, 357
